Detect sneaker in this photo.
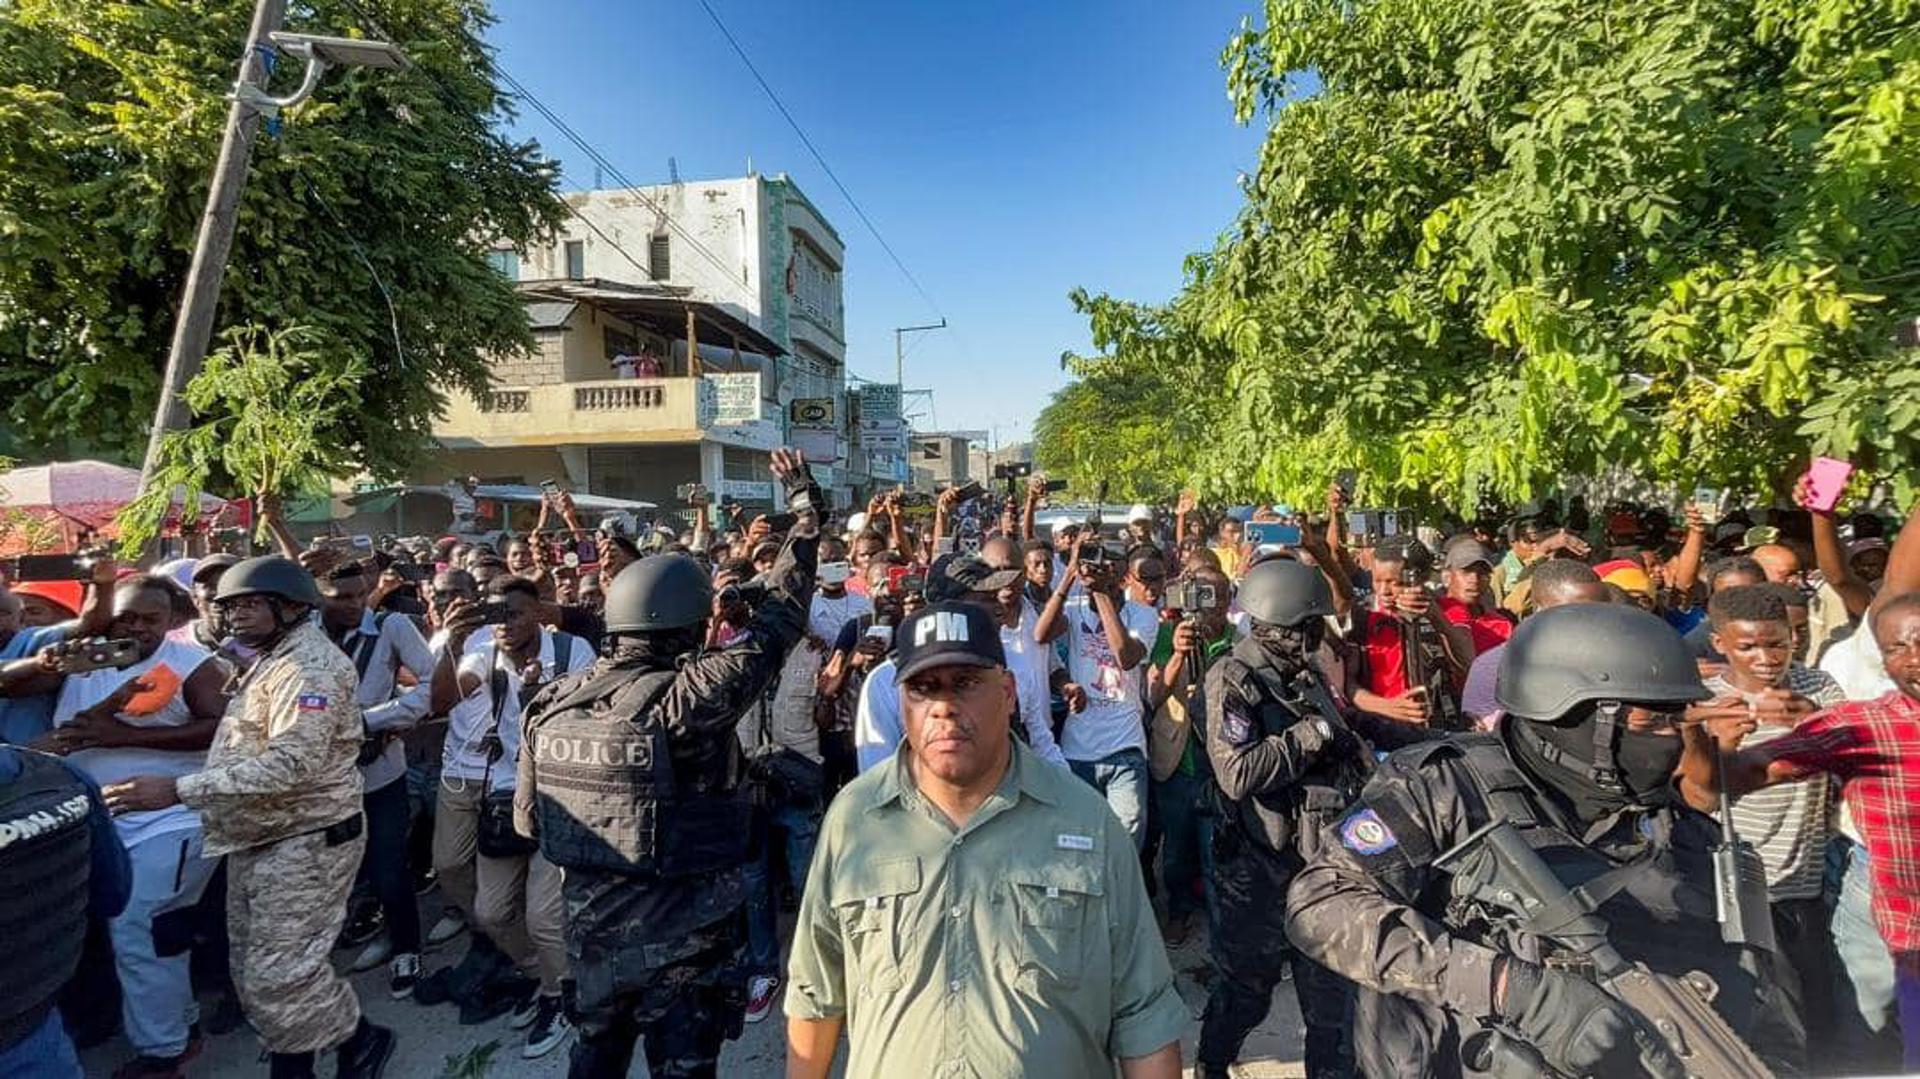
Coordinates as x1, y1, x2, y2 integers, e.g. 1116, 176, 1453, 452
350, 935, 393, 973
412, 866, 438, 897
389, 953, 422, 1000
335, 902, 384, 951
744, 974, 779, 1025
521, 995, 572, 1059
507, 983, 543, 1030
426, 909, 466, 948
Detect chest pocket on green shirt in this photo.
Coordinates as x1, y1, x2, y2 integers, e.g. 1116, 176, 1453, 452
1009, 864, 1103, 989
833, 856, 921, 995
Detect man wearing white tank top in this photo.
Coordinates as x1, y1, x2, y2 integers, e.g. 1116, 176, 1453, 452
37, 576, 229, 1077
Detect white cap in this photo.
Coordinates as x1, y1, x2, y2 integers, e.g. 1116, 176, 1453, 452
1050, 518, 1080, 536
1127, 503, 1153, 523
845, 511, 870, 536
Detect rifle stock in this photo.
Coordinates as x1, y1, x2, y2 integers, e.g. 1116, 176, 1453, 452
1438, 820, 1774, 1079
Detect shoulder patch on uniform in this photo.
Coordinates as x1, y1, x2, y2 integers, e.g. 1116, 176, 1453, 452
1221, 704, 1256, 747
1339, 806, 1398, 855
296, 693, 330, 712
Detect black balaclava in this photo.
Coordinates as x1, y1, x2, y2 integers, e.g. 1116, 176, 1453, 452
610, 625, 703, 669
1511, 702, 1684, 822
1250, 618, 1325, 675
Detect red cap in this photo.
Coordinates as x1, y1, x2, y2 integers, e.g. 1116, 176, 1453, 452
11, 580, 84, 617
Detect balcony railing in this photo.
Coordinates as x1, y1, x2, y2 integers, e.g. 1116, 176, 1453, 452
575, 384, 664, 411
435, 377, 708, 446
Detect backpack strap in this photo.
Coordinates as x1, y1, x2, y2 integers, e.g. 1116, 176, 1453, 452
349, 611, 390, 682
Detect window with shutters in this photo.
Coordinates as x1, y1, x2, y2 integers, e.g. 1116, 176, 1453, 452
649, 234, 670, 281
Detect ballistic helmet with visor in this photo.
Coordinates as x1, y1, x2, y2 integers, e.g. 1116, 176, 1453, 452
1236, 558, 1333, 628
603, 553, 714, 633
1494, 603, 1707, 720
213, 556, 321, 608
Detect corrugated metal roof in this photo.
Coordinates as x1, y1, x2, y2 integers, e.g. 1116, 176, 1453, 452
525, 301, 576, 330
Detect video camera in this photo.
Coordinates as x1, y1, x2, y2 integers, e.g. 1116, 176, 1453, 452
991, 462, 1032, 481
4, 551, 102, 582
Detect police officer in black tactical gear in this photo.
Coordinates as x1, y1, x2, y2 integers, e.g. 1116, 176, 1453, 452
1286, 603, 1805, 1079
1199, 556, 1369, 1079
0, 744, 130, 1078
514, 447, 820, 1079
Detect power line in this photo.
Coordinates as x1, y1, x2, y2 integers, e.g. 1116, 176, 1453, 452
694, 0, 946, 322
330, 0, 812, 380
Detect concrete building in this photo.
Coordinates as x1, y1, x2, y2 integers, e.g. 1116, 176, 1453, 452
422, 172, 853, 515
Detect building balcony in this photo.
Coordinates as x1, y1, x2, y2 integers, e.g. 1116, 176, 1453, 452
436, 377, 711, 448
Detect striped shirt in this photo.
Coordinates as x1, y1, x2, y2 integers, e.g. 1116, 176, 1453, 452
1706, 666, 1844, 900
1762, 691, 1920, 952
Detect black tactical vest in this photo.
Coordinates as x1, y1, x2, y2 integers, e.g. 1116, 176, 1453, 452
1440, 735, 1804, 1068
526, 667, 752, 878
1218, 640, 1368, 861
0, 751, 94, 1047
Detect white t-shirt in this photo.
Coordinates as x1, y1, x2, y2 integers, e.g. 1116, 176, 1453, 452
451, 628, 593, 793
1001, 619, 1067, 766
1057, 594, 1159, 761
57, 638, 214, 845
808, 589, 872, 645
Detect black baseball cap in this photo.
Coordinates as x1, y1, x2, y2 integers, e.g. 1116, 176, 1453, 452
893, 602, 1007, 684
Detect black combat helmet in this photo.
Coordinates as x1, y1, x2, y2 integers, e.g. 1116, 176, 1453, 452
603, 553, 715, 633
1237, 558, 1333, 628
1494, 603, 1708, 720
214, 555, 321, 608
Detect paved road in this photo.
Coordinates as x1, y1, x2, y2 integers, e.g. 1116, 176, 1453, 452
79, 903, 1307, 1078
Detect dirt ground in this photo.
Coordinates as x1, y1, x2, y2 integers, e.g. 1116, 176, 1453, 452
78, 893, 1307, 1078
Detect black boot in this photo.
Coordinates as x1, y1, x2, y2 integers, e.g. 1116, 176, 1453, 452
335, 1018, 395, 1079
268, 1051, 315, 1079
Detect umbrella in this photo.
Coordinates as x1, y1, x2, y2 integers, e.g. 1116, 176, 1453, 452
0, 459, 229, 553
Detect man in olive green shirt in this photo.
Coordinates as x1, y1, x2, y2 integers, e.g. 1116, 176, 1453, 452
785, 602, 1187, 1079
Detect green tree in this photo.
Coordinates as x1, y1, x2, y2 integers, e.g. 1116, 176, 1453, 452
1039, 0, 1920, 511
0, 0, 565, 477
116, 324, 365, 552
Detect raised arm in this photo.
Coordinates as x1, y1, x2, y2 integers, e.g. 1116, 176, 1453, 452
1667, 504, 1709, 600
1795, 474, 1874, 618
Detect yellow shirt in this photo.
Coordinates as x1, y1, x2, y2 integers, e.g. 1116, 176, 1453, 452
786, 741, 1188, 1078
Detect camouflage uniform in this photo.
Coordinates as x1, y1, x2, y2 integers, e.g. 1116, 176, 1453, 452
176, 620, 366, 1054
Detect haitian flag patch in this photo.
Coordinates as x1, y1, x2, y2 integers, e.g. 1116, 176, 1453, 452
296, 693, 330, 712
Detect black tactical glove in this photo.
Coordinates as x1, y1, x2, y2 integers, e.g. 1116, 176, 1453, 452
1284, 717, 1332, 759
1498, 960, 1683, 1079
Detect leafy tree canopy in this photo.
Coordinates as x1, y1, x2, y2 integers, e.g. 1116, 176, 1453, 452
0, 0, 566, 479
1037, 0, 1920, 511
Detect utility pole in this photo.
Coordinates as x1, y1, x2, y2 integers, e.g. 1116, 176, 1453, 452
892, 319, 946, 388
140, 0, 287, 487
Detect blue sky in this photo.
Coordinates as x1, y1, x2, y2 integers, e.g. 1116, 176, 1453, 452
487, 0, 1265, 446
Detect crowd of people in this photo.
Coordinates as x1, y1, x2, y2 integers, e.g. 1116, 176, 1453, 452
2, 453, 1918, 1079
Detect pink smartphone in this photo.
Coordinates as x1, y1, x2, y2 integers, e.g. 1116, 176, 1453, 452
1803, 457, 1855, 513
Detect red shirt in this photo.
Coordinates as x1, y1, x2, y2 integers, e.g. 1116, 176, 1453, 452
1437, 596, 1515, 654
1356, 609, 1411, 698
1762, 691, 1920, 952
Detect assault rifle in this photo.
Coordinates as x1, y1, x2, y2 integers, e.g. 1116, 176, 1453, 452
1436, 820, 1774, 1079
1392, 542, 1466, 730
